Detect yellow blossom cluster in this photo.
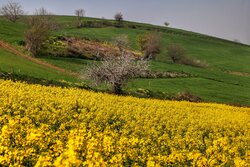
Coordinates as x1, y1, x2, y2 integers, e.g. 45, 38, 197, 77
0, 79, 249, 166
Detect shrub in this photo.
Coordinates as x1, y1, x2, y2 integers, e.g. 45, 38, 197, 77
24, 8, 56, 56
137, 32, 161, 60
17, 40, 25, 46
84, 54, 149, 94
40, 36, 68, 57
167, 44, 208, 68
167, 44, 186, 63
172, 92, 202, 102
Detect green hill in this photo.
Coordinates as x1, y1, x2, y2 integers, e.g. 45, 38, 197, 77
0, 16, 250, 106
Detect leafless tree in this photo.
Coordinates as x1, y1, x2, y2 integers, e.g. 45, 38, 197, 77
167, 44, 186, 63
138, 32, 161, 59
85, 54, 149, 94
24, 8, 55, 56
0, 1, 24, 22
75, 8, 85, 27
113, 35, 129, 54
35, 7, 50, 16
167, 44, 207, 67
114, 12, 123, 22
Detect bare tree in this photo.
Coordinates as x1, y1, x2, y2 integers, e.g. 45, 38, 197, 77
114, 12, 123, 22
167, 44, 207, 67
138, 32, 161, 59
113, 35, 129, 55
0, 1, 24, 22
167, 44, 186, 63
24, 8, 54, 56
85, 54, 149, 94
35, 7, 50, 16
75, 8, 85, 27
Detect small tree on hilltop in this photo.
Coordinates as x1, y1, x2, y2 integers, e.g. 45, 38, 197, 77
85, 54, 149, 94
24, 8, 55, 56
114, 12, 123, 23
75, 8, 85, 27
164, 22, 170, 27
0, 1, 24, 22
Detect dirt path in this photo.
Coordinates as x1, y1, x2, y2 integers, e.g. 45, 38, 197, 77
0, 40, 79, 77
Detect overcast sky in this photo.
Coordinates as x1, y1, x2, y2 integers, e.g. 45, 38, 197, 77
1, 0, 250, 45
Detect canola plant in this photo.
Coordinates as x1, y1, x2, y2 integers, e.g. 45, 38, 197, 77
0, 80, 249, 166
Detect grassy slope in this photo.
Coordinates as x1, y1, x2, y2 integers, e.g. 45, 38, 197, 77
0, 17, 26, 43
0, 48, 79, 82
0, 16, 250, 105
0, 17, 79, 82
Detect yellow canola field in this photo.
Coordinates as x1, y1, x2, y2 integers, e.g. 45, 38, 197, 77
0, 79, 249, 167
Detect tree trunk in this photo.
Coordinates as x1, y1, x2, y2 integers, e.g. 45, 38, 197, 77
112, 83, 122, 95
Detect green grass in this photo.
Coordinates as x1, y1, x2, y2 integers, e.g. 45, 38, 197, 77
39, 57, 93, 72
158, 33, 250, 73
54, 24, 250, 73
127, 78, 250, 106
0, 17, 26, 43
0, 48, 79, 82
56, 27, 146, 50
0, 15, 250, 106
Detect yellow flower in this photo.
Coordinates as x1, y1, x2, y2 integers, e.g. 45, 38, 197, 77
0, 79, 249, 166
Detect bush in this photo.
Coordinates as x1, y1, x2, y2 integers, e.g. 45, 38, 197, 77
40, 36, 68, 57
181, 58, 208, 68
17, 40, 25, 46
167, 44, 208, 68
127, 88, 172, 100
127, 24, 137, 29
137, 32, 161, 59
167, 44, 186, 63
24, 8, 56, 56
84, 54, 149, 94
172, 92, 202, 102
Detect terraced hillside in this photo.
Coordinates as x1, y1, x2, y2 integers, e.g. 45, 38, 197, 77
0, 16, 250, 105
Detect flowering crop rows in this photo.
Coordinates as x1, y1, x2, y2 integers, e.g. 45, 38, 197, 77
0, 80, 249, 166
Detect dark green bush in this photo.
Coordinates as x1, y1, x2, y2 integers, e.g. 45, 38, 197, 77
17, 40, 25, 46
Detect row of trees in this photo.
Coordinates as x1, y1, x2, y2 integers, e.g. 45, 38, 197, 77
0, 2, 169, 27
0, 2, 123, 24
